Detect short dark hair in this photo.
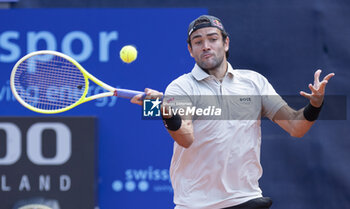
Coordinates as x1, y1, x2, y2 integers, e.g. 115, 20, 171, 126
187, 15, 229, 58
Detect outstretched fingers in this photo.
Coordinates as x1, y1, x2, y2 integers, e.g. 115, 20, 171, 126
308, 83, 317, 93
314, 69, 322, 87
300, 90, 312, 100
318, 80, 329, 93
301, 70, 335, 107
323, 73, 335, 82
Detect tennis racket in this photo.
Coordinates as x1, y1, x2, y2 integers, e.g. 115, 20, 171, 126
10, 50, 144, 114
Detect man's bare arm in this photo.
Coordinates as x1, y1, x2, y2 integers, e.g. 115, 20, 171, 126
273, 69, 335, 137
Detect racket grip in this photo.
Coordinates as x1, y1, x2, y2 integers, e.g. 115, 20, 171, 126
115, 88, 145, 99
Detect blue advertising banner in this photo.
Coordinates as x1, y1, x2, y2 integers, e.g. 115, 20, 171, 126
0, 117, 96, 209
0, 8, 207, 209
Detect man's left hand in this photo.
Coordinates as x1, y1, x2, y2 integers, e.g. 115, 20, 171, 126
300, 69, 335, 107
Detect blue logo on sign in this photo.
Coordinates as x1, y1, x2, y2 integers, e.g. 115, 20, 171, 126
111, 166, 173, 193
143, 98, 162, 118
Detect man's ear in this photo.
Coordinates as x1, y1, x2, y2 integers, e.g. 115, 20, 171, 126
187, 44, 194, 58
224, 36, 230, 53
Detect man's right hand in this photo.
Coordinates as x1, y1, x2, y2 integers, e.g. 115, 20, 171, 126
130, 88, 163, 106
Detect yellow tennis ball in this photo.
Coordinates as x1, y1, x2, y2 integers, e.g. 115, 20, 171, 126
120, 45, 138, 63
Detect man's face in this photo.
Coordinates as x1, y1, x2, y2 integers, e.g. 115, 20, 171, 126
188, 27, 229, 71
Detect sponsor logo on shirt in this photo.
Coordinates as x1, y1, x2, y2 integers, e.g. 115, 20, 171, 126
239, 97, 252, 105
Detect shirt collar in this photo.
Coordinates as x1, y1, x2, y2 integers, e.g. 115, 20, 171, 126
191, 62, 235, 81
226, 63, 235, 78
191, 64, 210, 81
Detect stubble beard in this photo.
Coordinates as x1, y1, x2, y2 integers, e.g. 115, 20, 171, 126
196, 53, 225, 72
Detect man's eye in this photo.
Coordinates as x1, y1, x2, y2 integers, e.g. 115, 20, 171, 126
194, 41, 202, 45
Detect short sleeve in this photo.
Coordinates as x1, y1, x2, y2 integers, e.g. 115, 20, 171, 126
164, 75, 194, 120
259, 75, 287, 120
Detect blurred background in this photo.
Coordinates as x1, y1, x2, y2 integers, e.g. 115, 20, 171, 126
0, 0, 349, 208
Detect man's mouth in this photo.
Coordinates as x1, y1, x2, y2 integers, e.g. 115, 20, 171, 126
202, 53, 213, 59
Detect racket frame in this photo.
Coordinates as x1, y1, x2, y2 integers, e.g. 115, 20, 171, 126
10, 50, 119, 114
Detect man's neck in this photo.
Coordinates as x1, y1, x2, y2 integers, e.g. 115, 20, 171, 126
204, 60, 228, 80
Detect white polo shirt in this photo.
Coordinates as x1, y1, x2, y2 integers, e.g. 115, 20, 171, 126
165, 63, 286, 209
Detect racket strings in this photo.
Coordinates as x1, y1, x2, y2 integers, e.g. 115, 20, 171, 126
19, 62, 84, 90
13, 54, 86, 111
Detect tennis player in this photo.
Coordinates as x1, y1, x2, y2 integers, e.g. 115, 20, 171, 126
132, 15, 334, 209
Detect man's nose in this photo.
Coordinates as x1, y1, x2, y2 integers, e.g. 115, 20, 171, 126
202, 40, 210, 51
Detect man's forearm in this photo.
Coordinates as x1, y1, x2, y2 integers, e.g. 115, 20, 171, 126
274, 105, 316, 138
167, 119, 194, 148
